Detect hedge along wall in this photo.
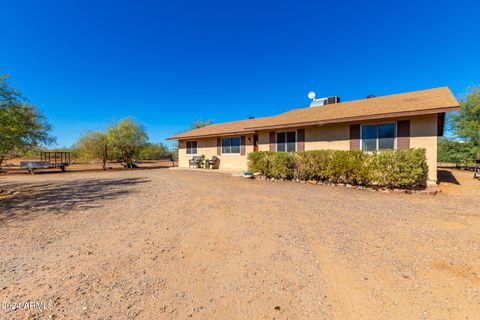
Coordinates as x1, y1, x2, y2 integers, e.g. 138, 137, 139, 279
247, 149, 428, 189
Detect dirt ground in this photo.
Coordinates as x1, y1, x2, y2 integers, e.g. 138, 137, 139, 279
0, 168, 479, 319
1, 159, 176, 175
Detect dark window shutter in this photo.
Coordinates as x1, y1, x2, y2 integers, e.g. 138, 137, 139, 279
269, 131, 276, 152
350, 124, 360, 150
297, 129, 305, 152
397, 120, 410, 149
240, 136, 246, 155
217, 138, 221, 155
437, 113, 445, 136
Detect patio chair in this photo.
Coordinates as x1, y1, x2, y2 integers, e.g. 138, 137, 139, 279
189, 156, 201, 168
206, 156, 219, 169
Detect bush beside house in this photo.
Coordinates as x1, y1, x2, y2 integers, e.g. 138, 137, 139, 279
247, 149, 427, 189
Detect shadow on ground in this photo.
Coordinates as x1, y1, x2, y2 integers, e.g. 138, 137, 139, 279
438, 170, 461, 185
2, 165, 173, 176
0, 177, 149, 222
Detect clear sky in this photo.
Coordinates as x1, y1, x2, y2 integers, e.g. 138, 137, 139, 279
1, 0, 479, 148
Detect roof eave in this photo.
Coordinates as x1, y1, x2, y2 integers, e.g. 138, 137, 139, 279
167, 130, 257, 140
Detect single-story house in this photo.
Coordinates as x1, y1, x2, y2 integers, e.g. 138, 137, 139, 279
167, 87, 460, 185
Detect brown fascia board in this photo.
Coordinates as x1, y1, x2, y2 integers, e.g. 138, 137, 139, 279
245, 106, 460, 131
166, 130, 256, 140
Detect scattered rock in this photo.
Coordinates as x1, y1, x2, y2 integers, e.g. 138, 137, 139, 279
192, 306, 204, 313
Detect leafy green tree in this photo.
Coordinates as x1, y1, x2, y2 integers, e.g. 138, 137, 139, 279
106, 118, 148, 168
5, 146, 43, 160
450, 87, 480, 148
138, 142, 171, 160
438, 138, 479, 167
191, 120, 213, 130
76, 131, 109, 169
0, 75, 53, 166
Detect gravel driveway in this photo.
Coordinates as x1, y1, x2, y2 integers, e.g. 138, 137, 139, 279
0, 168, 479, 319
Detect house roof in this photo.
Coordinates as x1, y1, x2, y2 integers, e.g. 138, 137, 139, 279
166, 117, 273, 140
167, 87, 459, 140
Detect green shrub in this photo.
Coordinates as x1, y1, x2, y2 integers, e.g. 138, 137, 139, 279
247, 151, 273, 176
248, 149, 427, 189
270, 152, 296, 179
332, 150, 371, 185
326, 151, 352, 183
296, 150, 331, 181
372, 149, 427, 188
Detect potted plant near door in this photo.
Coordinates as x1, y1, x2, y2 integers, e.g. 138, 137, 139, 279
198, 155, 206, 168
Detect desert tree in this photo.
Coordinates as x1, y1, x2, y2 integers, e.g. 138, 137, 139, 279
0, 75, 53, 167
449, 86, 480, 159
76, 131, 109, 169
438, 138, 477, 167
190, 119, 213, 130
106, 118, 148, 168
450, 87, 480, 145
138, 142, 171, 160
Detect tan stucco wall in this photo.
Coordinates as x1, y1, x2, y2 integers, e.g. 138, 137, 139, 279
178, 115, 439, 184
410, 114, 438, 184
178, 134, 254, 170
256, 126, 350, 151
305, 124, 350, 150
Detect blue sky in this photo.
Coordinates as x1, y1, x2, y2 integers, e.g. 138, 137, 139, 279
1, 0, 479, 148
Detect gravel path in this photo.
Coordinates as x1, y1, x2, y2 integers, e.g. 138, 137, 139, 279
0, 168, 479, 319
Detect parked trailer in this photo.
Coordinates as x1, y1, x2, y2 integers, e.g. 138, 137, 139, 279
20, 152, 71, 174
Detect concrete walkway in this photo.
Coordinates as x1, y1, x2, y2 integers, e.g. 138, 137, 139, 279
169, 166, 245, 176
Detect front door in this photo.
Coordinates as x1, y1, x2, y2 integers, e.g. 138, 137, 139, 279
253, 134, 259, 152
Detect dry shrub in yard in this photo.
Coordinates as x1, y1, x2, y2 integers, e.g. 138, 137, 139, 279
247, 151, 274, 176
248, 149, 427, 189
270, 152, 296, 179
372, 148, 428, 189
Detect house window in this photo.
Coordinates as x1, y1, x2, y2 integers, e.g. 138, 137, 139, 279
222, 137, 241, 154
277, 131, 296, 152
361, 123, 396, 151
186, 141, 197, 155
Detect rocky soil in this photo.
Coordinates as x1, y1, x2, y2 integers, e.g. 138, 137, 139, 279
0, 168, 479, 319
